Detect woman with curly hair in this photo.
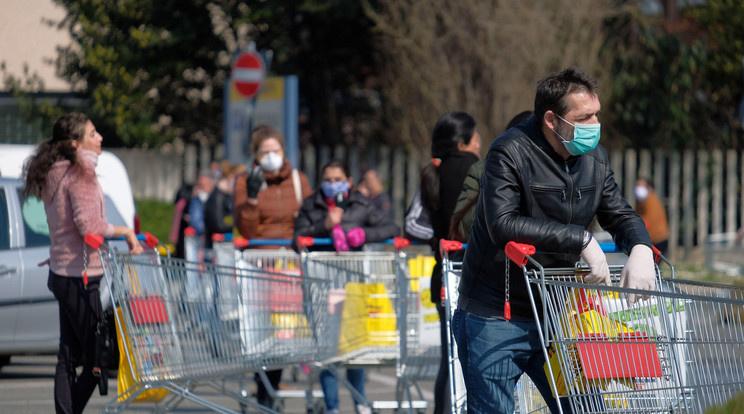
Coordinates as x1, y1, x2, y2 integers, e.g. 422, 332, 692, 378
23, 112, 142, 414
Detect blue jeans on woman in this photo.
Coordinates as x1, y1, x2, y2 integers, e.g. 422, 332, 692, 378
319, 368, 366, 410
452, 308, 572, 414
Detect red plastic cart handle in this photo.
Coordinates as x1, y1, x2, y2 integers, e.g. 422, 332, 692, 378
393, 237, 410, 249
84, 233, 104, 250
505, 241, 536, 266
297, 236, 315, 247
439, 239, 464, 255
234, 237, 250, 249
651, 245, 662, 264
143, 232, 159, 248
184, 226, 196, 237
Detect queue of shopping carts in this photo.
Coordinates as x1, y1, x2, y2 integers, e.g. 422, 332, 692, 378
441, 239, 744, 414
93, 231, 440, 414
92, 226, 744, 414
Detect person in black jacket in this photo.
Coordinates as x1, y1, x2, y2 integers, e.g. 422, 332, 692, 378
413, 111, 481, 414
294, 160, 399, 414
455, 67, 656, 414
204, 163, 244, 248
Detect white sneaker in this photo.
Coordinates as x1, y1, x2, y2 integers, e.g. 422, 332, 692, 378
356, 404, 372, 414
327, 409, 340, 414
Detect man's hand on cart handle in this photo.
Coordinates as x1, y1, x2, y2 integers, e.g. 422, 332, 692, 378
620, 244, 656, 305
581, 236, 611, 285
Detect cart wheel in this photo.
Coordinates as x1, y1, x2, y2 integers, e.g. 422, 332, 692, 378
307, 401, 325, 414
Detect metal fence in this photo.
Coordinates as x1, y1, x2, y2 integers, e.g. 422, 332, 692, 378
114, 144, 744, 262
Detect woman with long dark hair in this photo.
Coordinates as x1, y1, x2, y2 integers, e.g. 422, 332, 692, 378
416, 111, 481, 414
23, 112, 142, 414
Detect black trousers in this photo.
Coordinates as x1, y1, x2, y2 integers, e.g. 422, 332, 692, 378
434, 303, 451, 414
255, 369, 283, 407
47, 271, 102, 414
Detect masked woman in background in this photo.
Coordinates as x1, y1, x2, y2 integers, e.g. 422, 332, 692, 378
22, 112, 142, 414
233, 125, 312, 407
294, 159, 399, 414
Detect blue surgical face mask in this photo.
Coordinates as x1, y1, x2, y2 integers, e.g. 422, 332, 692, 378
321, 180, 349, 199
553, 114, 601, 156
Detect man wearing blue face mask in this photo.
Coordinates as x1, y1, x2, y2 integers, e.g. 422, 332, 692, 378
454, 67, 656, 413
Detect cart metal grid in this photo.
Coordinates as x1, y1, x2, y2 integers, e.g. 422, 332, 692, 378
299, 240, 434, 412
509, 242, 744, 414
91, 235, 330, 414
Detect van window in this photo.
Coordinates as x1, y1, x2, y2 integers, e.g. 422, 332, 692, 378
18, 191, 50, 248
0, 189, 9, 249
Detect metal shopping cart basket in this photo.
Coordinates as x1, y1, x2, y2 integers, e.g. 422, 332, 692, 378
222, 236, 326, 413
505, 240, 744, 414
440, 240, 548, 414
298, 237, 430, 413
87, 232, 330, 414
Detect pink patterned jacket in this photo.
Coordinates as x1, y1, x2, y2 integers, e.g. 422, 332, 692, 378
42, 148, 115, 277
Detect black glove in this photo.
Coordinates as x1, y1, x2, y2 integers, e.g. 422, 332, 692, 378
246, 166, 265, 199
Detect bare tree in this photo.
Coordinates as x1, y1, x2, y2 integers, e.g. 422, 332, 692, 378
366, 0, 620, 153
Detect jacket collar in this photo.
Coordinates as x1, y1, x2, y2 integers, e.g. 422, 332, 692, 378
523, 115, 579, 166
312, 189, 368, 209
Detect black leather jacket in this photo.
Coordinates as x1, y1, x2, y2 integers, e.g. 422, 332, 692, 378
459, 116, 651, 320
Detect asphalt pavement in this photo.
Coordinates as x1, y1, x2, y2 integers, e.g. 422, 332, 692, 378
0, 355, 435, 413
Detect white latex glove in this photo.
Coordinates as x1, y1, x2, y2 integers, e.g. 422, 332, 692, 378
581, 237, 611, 285
620, 244, 656, 305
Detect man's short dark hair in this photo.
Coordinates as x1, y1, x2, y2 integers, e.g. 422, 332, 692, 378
534, 67, 599, 122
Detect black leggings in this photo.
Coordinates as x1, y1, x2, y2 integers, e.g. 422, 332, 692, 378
434, 303, 451, 414
47, 271, 102, 414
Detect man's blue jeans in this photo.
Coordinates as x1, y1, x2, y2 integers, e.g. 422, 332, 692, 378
452, 308, 570, 414
319, 368, 366, 410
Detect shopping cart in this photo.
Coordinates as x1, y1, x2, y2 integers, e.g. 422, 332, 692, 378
298, 237, 432, 413
505, 240, 744, 413
221, 236, 326, 413
440, 240, 549, 414
87, 232, 330, 414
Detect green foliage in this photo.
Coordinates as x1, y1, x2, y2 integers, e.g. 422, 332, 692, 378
239, 0, 377, 144
704, 390, 744, 414
51, 0, 232, 147
606, 1, 744, 150
687, 0, 744, 132
606, 25, 714, 149
135, 198, 174, 243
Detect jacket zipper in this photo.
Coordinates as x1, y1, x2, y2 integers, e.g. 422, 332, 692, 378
565, 162, 574, 222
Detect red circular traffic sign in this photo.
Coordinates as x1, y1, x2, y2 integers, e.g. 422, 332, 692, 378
231, 52, 265, 99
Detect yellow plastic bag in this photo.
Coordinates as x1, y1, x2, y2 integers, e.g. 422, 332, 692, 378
337, 282, 397, 355
115, 308, 170, 403
271, 312, 311, 339
545, 289, 635, 397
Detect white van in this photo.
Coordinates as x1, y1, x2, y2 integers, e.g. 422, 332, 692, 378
0, 144, 137, 230
0, 144, 137, 368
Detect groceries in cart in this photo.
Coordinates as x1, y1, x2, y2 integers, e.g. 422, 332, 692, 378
87, 232, 329, 414
504, 240, 744, 414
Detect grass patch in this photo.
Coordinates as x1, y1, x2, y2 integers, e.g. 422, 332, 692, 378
135, 199, 174, 243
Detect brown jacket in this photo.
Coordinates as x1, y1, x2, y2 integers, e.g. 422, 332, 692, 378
636, 191, 669, 244
234, 161, 312, 241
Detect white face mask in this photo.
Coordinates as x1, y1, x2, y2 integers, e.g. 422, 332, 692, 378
635, 185, 649, 201
197, 191, 209, 203
259, 152, 283, 172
